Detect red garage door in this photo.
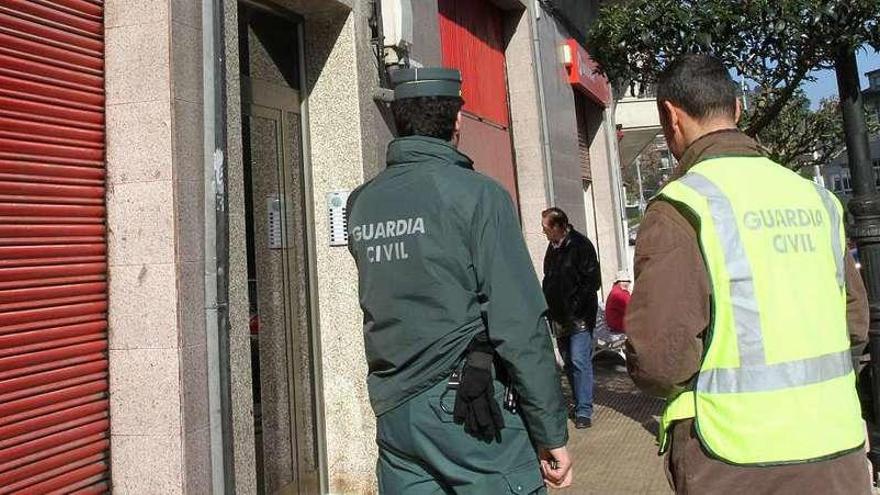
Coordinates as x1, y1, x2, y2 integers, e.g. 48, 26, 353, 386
438, 0, 520, 207
0, 1, 110, 493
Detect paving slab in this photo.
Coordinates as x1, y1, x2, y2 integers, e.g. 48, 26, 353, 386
555, 360, 672, 495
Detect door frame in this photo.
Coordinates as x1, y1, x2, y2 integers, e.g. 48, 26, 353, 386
236, 3, 328, 492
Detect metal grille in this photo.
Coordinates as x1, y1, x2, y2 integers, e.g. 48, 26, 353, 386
575, 93, 592, 181
0, 0, 110, 493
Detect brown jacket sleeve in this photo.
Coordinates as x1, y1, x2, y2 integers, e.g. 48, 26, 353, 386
624, 201, 709, 399
845, 253, 869, 354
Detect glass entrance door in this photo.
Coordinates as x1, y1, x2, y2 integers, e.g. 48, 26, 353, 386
239, 4, 319, 493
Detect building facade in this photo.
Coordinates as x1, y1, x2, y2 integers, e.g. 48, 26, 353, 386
0, 1, 627, 493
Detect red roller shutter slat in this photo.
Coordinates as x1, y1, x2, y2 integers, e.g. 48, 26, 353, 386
0, 97, 103, 128
0, 263, 106, 285
36, 469, 109, 495
0, 320, 105, 351
0, 202, 105, 217
0, 402, 107, 443
0, 138, 104, 163
0, 13, 102, 54
0, 161, 105, 182
30, 0, 102, 20
0, 35, 101, 73
0, 388, 106, 427
1, 2, 109, 491
0, 293, 106, 313
0, 343, 106, 373
0, 117, 104, 145
0, 54, 104, 93
0, 74, 104, 108
0, 425, 108, 475
0, 1, 102, 36
0, 244, 105, 259
0, 300, 106, 327
66, 481, 111, 495
0, 181, 104, 198
0, 408, 107, 448
0, 370, 108, 403
2, 451, 105, 494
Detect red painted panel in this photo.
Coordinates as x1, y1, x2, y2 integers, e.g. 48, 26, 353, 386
0, 2, 110, 493
458, 114, 519, 206
565, 39, 611, 107
438, 0, 510, 128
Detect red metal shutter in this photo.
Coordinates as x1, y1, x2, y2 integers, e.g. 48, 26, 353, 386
438, 0, 508, 127
0, 1, 110, 493
438, 0, 520, 207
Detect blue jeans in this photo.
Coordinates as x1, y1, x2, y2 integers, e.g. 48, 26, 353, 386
557, 329, 593, 420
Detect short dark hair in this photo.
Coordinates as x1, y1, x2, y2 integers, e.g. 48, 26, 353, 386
391, 96, 464, 140
542, 207, 569, 229
656, 54, 738, 121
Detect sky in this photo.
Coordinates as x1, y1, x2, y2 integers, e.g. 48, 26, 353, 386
803, 48, 880, 108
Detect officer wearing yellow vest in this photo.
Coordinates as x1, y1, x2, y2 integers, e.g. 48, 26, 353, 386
626, 54, 873, 494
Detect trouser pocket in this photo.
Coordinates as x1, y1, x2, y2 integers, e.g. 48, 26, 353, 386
502, 462, 545, 494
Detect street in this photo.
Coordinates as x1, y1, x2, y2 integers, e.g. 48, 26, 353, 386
557, 358, 671, 495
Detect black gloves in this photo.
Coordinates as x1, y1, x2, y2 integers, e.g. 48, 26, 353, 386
453, 346, 504, 441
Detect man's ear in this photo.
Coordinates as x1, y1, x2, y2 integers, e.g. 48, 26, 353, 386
734, 98, 743, 125
661, 100, 679, 132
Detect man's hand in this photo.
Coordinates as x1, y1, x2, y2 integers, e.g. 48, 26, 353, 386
539, 446, 573, 489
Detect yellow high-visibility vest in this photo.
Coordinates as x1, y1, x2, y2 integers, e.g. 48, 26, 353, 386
656, 156, 864, 465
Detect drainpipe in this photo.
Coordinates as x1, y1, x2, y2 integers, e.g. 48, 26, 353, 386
529, 0, 555, 205
202, 0, 234, 493
603, 102, 630, 271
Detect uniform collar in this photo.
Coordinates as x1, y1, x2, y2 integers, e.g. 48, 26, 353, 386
386, 136, 475, 170
674, 129, 764, 179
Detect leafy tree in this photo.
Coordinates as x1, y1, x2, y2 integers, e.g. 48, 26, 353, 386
586, 0, 880, 156
744, 89, 880, 170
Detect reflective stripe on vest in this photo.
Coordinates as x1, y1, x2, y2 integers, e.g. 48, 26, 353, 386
813, 184, 845, 289
679, 173, 851, 395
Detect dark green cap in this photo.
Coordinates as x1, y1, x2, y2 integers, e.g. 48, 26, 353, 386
391, 67, 463, 101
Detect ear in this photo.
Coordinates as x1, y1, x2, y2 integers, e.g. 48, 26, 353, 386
734, 98, 743, 125
661, 100, 679, 132
452, 110, 463, 145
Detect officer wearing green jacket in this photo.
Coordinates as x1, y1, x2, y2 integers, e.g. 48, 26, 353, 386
347, 68, 572, 493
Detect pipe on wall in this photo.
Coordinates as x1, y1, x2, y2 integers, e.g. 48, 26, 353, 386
202, 0, 234, 492
529, 0, 556, 205
602, 104, 630, 270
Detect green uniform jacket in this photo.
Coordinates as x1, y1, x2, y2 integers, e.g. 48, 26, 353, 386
347, 136, 568, 450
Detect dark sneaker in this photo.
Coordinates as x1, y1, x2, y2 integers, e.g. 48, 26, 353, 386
575, 417, 592, 429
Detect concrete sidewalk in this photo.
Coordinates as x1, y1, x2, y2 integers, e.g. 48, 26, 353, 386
555, 360, 671, 495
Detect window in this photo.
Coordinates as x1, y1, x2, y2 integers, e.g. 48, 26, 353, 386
832, 175, 842, 192
660, 157, 671, 170
874, 161, 880, 187
842, 174, 852, 193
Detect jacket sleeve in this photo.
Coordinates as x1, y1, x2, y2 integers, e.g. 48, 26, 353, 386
577, 237, 602, 292
571, 237, 601, 316
845, 252, 869, 356
624, 201, 709, 399
472, 183, 569, 450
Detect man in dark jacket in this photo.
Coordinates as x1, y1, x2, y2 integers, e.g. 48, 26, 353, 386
541, 207, 602, 429
348, 68, 572, 493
